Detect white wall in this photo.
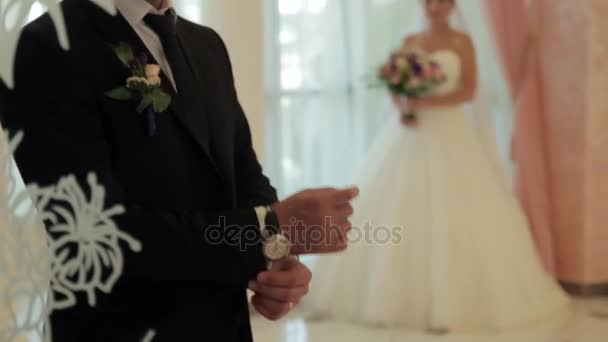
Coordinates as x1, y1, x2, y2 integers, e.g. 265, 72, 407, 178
197, 0, 266, 160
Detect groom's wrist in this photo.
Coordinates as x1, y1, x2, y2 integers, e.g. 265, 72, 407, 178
264, 205, 281, 235
254, 204, 291, 262
254, 205, 281, 234
270, 201, 292, 232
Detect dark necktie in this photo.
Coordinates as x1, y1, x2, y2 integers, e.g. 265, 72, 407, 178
144, 10, 207, 139
143, 11, 213, 154
144, 10, 191, 94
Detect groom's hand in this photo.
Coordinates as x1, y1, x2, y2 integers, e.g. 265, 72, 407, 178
272, 186, 359, 254
248, 257, 311, 321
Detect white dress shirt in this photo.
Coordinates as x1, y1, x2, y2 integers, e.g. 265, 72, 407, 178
115, 0, 177, 91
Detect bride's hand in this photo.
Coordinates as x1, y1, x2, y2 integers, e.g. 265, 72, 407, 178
401, 114, 419, 128
407, 98, 428, 112
392, 95, 420, 127
391, 94, 407, 112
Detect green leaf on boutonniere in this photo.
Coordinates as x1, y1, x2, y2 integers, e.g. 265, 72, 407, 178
151, 88, 172, 113
105, 86, 134, 100
126, 80, 149, 93
136, 95, 154, 113
106, 42, 173, 117
111, 42, 134, 67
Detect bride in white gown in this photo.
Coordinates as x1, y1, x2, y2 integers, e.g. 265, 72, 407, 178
304, 0, 569, 333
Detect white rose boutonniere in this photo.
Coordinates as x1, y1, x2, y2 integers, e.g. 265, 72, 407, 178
105, 42, 172, 136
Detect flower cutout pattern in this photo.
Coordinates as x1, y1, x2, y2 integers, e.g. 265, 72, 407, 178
1, 130, 145, 342
30, 173, 143, 310
0, 2, 161, 340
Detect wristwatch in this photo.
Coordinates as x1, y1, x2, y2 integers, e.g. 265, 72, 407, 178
255, 205, 291, 261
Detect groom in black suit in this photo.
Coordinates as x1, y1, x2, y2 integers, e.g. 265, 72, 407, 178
1, 0, 358, 341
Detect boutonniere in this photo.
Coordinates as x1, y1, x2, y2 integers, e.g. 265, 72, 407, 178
105, 42, 172, 136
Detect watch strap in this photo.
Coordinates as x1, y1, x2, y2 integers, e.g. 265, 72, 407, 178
264, 205, 281, 237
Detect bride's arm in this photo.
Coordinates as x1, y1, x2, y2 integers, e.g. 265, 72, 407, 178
410, 35, 477, 110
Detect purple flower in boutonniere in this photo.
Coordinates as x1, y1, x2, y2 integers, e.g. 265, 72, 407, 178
105, 42, 171, 136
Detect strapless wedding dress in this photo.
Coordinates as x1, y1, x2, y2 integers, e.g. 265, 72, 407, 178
303, 50, 570, 332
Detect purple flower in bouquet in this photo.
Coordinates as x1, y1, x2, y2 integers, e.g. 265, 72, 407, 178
408, 56, 424, 76
377, 48, 447, 121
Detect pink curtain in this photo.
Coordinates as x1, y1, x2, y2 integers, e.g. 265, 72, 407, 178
483, 0, 556, 274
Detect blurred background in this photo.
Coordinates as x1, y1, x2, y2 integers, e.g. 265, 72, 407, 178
166, 0, 608, 293
170, 1, 608, 340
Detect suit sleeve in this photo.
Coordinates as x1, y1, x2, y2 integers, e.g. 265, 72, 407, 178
5, 26, 267, 287
209, 30, 279, 208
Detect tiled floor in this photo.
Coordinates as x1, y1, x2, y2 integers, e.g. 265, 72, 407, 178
252, 298, 608, 342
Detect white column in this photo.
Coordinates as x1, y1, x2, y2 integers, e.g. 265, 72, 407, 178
201, 0, 266, 159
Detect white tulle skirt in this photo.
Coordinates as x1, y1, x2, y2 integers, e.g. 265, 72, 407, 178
303, 106, 570, 332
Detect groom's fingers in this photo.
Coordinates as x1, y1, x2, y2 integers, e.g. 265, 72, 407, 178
251, 295, 290, 321
336, 217, 353, 229
332, 218, 352, 236
297, 222, 349, 254
249, 258, 311, 305
256, 270, 309, 288
256, 259, 311, 288
332, 186, 359, 205
329, 221, 351, 244
249, 282, 308, 302
335, 203, 354, 217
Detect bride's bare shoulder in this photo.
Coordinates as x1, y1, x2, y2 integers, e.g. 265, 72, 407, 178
451, 31, 474, 51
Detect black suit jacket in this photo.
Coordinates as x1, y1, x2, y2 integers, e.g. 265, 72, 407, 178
2, 0, 276, 341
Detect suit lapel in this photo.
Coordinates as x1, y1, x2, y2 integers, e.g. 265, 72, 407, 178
87, 3, 224, 181
178, 32, 235, 198
158, 58, 221, 180
170, 23, 220, 176
175, 22, 233, 190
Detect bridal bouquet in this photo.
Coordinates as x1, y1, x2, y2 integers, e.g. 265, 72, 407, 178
378, 48, 446, 120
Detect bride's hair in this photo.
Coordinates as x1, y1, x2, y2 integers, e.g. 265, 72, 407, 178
421, 0, 458, 21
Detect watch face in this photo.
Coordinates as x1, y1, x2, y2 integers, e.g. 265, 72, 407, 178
263, 234, 291, 261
